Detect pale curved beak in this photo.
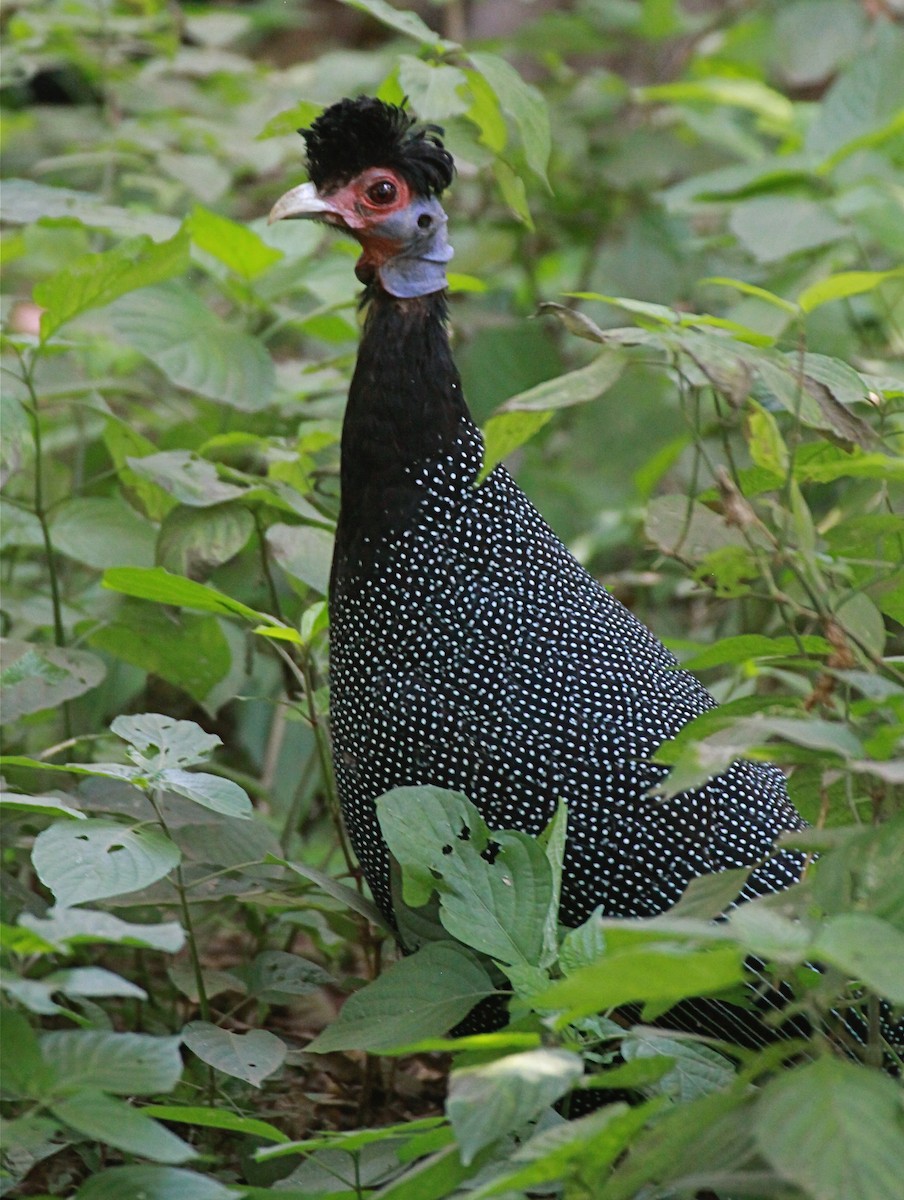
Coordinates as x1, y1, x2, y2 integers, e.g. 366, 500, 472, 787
268, 181, 340, 225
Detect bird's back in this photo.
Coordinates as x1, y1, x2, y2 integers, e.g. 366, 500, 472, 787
330, 421, 805, 925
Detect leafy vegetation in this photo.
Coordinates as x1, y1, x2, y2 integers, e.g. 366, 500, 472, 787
2, 0, 903, 1196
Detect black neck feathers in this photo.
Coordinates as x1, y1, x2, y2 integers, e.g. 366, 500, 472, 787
332, 288, 477, 583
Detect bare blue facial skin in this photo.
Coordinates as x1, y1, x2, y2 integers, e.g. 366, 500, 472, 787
372, 195, 454, 298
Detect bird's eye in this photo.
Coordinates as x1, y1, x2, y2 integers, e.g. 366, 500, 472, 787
365, 178, 398, 206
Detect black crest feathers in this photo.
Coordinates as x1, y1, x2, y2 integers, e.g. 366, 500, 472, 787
302, 96, 455, 196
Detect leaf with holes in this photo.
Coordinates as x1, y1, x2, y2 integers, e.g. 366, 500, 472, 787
377, 787, 553, 966
32, 819, 180, 908
181, 1022, 286, 1087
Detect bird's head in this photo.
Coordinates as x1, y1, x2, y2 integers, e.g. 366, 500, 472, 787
269, 96, 455, 298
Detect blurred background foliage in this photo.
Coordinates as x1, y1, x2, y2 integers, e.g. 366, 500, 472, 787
1, 1, 903, 1195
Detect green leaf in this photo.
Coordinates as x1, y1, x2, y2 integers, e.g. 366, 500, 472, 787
398, 57, 469, 122
307, 942, 496, 1053
812, 913, 904, 1004
338, 0, 456, 51
126, 449, 246, 507
109, 284, 275, 412
2, 179, 180, 241
469, 52, 551, 184
798, 267, 904, 314
729, 196, 845, 263
20, 907, 184, 953
181, 1021, 286, 1087
35, 229, 189, 340
111, 712, 221, 768
0, 792, 85, 821
265, 522, 334, 596
640, 76, 794, 125
667, 867, 752, 920
40, 1029, 184, 1094
160, 768, 252, 818
645, 495, 749, 560
504, 349, 626, 414
157, 503, 255, 578
479, 410, 552, 484
746, 402, 789, 476
377, 787, 553, 966
268, 854, 390, 932
142, 1107, 288, 1146
103, 566, 268, 623
701, 276, 799, 316
103, 416, 176, 522
537, 943, 745, 1023
51, 497, 156, 569
89, 606, 231, 708
255, 1117, 445, 1161
621, 1032, 735, 1101
246, 950, 332, 1001
447, 1049, 584, 1164
32, 819, 180, 907
76, 1166, 235, 1200
0, 1009, 55, 1099
189, 206, 282, 279
44, 966, 147, 1001
52, 1090, 195, 1164
257, 100, 323, 140
0, 639, 106, 722
679, 634, 831, 672
755, 1057, 904, 1200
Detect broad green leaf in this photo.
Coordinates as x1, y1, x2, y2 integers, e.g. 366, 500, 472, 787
339, 0, 457, 52
0, 639, 106, 721
398, 57, 469, 122
257, 100, 323, 140
0, 1009, 55, 1099
246, 950, 332, 1000
1, 179, 180, 241
469, 52, 551, 184
729, 196, 845, 263
254, 1116, 445, 1161
142, 1105, 288, 1143
645, 495, 749, 560
160, 769, 252, 818
103, 566, 268, 623
559, 908, 608, 975
538, 943, 745, 1023
502, 349, 626, 413
51, 497, 156, 569
103, 416, 176, 522
52, 1091, 194, 1164
806, 25, 904, 163
109, 284, 275, 411
746, 403, 789, 476
667, 867, 752, 920
621, 1032, 735, 1102
479, 410, 552, 484
35, 230, 189, 340
679, 634, 831, 672
89, 606, 231, 707
447, 1049, 583, 1164
834, 592, 886, 659
266, 522, 334, 596
798, 267, 904, 313
469, 1102, 654, 1199
43, 966, 147, 1000
377, 787, 553, 966
32, 819, 180, 907
812, 913, 904, 1003
493, 158, 533, 227
76, 1166, 234, 1200
40, 1030, 183, 1094
126, 450, 246, 507
189, 206, 282, 279
20, 907, 184, 953
464, 67, 507, 153
111, 713, 221, 768
755, 1057, 904, 1200
157, 503, 255, 578
181, 1021, 286, 1086
0, 793, 85, 820
307, 942, 496, 1052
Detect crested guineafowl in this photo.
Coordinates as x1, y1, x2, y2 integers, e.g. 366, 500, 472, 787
269, 97, 894, 1052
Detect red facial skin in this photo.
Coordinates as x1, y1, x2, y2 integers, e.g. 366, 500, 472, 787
320, 167, 413, 270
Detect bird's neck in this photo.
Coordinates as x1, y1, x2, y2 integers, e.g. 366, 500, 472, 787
334, 287, 477, 580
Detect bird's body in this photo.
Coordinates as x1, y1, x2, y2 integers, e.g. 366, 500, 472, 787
330, 288, 805, 927
269, 98, 809, 1024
